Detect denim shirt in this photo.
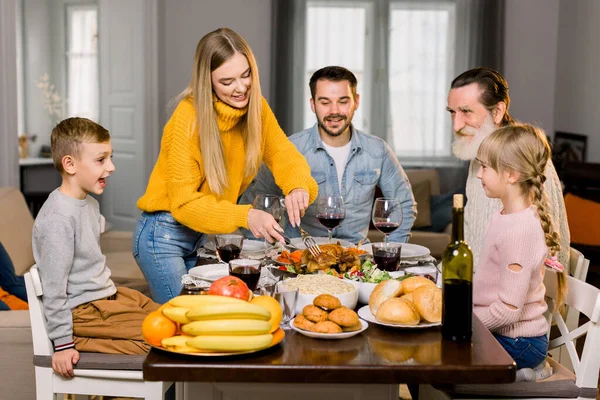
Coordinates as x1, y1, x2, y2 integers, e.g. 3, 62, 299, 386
239, 124, 416, 244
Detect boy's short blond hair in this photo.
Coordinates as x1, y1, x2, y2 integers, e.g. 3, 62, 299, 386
51, 118, 110, 174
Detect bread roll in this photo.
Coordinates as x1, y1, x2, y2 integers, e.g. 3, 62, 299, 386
375, 297, 420, 325
399, 292, 413, 303
401, 276, 436, 294
369, 279, 403, 315
412, 285, 442, 323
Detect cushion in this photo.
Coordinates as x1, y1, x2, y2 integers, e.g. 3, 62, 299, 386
34, 352, 145, 370
421, 193, 454, 233
412, 180, 432, 229
564, 193, 600, 246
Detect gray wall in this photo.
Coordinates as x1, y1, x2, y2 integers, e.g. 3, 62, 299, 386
554, 0, 600, 163
503, 0, 560, 138
158, 0, 272, 129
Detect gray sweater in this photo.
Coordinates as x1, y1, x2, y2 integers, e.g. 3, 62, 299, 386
32, 189, 116, 349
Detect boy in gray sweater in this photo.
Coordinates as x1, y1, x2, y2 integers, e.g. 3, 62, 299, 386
32, 118, 159, 379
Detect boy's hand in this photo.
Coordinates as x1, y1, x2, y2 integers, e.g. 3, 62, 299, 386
52, 348, 80, 379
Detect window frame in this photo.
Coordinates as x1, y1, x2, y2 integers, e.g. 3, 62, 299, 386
299, 0, 466, 167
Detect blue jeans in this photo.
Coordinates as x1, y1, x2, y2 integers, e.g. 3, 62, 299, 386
132, 212, 205, 304
0, 242, 27, 310
494, 334, 548, 369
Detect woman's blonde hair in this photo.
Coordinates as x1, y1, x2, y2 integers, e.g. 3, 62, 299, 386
477, 123, 567, 309
174, 27, 262, 195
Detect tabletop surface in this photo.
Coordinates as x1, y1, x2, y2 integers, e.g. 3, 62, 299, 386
143, 315, 516, 384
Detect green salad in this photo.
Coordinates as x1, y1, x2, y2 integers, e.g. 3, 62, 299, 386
343, 260, 411, 283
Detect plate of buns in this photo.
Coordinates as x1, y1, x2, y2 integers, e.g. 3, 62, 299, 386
359, 276, 442, 328
291, 294, 368, 339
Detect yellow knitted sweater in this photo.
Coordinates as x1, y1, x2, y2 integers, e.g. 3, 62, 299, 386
137, 96, 318, 234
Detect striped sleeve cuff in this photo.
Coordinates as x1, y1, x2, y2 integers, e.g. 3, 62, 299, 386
53, 338, 75, 352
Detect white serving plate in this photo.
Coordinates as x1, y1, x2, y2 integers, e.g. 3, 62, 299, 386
357, 305, 441, 329
359, 242, 430, 259
289, 237, 354, 250
188, 263, 228, 282
290, 317, 368, 339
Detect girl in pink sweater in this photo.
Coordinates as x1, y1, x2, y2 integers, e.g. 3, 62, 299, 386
473, 123, 567, 377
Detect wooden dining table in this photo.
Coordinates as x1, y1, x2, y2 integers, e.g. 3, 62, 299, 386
144, 313, 515, 400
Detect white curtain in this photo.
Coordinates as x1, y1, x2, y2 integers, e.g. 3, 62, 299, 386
67, 6, 99, 122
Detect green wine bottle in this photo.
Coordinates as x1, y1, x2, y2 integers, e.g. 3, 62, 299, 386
441, 194, 473, 342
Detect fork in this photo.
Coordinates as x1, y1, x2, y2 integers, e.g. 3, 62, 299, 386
298, 224, 322, 257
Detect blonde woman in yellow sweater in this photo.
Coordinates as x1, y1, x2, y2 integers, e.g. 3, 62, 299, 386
134, 28, 318, 303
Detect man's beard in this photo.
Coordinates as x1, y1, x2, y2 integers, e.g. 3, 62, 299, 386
452, 114, 497, 160
317, 114, 351, 138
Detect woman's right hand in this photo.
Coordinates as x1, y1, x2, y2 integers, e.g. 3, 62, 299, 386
247, 208, 285, 244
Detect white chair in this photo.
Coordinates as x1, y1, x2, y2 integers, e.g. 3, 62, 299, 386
25, 266, 176, 400
550, 247, 591, 371
420, 267, 600, 400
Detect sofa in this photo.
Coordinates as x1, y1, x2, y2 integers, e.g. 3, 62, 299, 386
367, 169, 452, 259
0, 186, 145, 400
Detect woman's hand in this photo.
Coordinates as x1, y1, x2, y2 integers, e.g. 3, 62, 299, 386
248, 208, 285, 244
284, 188, 309, 228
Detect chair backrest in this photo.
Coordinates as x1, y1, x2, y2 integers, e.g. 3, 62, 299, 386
24, 266, 54, 356
544, 268, 600, 389
569, 247, 590, 283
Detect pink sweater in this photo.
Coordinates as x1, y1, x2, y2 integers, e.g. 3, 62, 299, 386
474, 206, 549, 338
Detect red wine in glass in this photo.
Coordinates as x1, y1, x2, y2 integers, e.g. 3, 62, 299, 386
217, 244, 242, 263
373, 250, 400, 271
317, 214, 344, 230
230, 266, 261, 290
374, 221, 400, 234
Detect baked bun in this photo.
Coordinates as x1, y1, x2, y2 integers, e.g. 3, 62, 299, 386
375, 297, 420, 325
412, 285, 442, 323
401, 276, 436, 294
369, 279, 403, 314
303, 305, 329, 323
341, 322, 363, 332
328, 307, 360, 327
314, 294, 342, 310
399, 293, 413, 304
313, 320, 343, 334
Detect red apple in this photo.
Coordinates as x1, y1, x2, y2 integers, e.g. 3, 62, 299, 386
208, 276, 250, 301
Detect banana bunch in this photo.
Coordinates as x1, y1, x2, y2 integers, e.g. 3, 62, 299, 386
159, 295, 274, 353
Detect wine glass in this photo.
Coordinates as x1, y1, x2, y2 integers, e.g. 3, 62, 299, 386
316, 195, 346, 243
253, 194, 284, 247
371, 197, 402, 245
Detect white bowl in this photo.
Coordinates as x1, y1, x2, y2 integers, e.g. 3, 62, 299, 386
345, 272, 406, 305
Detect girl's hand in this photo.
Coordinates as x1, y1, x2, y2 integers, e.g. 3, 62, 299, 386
284, 188, 309, 228
248, 208, 285, 244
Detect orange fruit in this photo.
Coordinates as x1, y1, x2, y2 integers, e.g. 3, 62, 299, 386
142, 310, 177, 346
250, 296, 282, 333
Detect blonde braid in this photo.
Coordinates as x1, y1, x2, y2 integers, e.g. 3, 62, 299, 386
529, 159, 567, 310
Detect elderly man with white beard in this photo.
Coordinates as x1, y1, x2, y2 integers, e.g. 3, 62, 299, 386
447, 67, 570, 270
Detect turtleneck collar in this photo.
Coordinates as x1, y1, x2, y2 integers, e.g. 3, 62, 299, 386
213, 94, 248, 132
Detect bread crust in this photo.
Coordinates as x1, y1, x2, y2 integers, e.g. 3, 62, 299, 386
412, 285, 442, 323
401, 276, 436, 294
369, 279, 403, 314
375, 297, 420, 325
314, 294, 342, 310
303, 304, 329, 323
328, 307, 360, 327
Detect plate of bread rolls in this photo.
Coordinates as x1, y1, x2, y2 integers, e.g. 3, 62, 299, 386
291, 294, 368, 339
358, 276, 442, 328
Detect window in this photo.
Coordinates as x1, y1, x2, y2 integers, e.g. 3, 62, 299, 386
304, 3, 369, 131
302, 0, 459, 163
66, 4, 99, 121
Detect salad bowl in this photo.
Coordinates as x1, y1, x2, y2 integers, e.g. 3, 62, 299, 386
344, 260, 409, 304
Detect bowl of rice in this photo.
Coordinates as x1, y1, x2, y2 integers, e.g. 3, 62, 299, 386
280, 274, 359, 314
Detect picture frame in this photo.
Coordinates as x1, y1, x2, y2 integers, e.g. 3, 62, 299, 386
552, 131, 587, 177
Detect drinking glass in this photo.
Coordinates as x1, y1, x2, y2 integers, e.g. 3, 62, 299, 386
273, 282, 299, 328
215, 234, 244, 263
253, 194, 285, 224
371, 242, 401, 272
371, 197, 402, 245
228, 259, 262, 291
315, 195, 346, 243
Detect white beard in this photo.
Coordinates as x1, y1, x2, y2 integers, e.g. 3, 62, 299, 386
452, 115, 498, 161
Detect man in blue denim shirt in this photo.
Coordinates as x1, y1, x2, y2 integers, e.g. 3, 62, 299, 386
240, 66, 416, 244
